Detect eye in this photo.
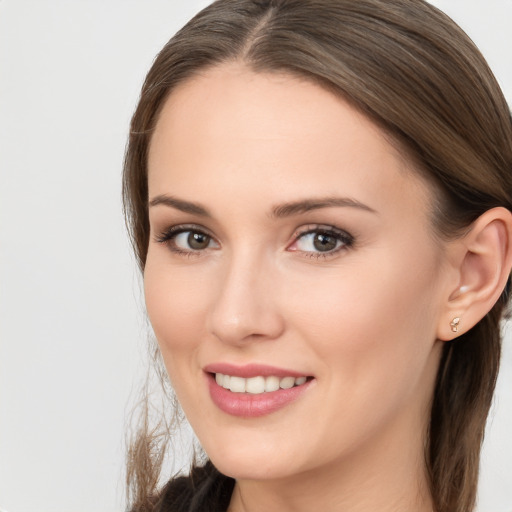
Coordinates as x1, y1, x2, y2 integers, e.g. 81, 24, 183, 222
288, 226, 353, 257
174, 231, 213, 250
155, 225, 219, 254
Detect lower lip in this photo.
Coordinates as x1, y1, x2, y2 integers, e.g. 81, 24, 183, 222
206, 373, 313, 417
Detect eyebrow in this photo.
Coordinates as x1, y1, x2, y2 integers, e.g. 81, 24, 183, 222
149, 195, 211, 216
148, 194, 377, 218
271, 197, 377, 218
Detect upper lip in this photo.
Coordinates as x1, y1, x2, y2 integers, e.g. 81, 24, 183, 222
203, 362, 310, 379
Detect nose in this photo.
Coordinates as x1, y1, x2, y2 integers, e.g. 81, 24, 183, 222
207, 250, 285, 345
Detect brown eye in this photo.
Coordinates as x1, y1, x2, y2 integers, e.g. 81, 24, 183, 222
187, 231, 211, 250
313, 233, 338, 252
156, 226, 220, 254
288, 227, 354, 257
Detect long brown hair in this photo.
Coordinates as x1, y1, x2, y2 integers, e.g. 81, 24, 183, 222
123, 1, 512, 511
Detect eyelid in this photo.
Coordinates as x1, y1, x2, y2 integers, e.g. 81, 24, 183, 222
154, 223, 215, 242
287, 224, 354, 257
154, 223, 220, 255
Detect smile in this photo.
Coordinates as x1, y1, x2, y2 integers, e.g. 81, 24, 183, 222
205, 366, 314, 417
215, 373, 308, 394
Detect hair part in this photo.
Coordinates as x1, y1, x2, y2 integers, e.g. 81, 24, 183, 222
123, 1, 512, 511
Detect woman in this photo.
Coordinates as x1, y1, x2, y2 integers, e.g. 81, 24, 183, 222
123, 1, 512, 511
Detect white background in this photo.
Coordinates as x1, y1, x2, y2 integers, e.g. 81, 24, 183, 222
0, 1, 511, 511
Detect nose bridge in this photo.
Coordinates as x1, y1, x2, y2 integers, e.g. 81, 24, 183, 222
208, 245, 283, 344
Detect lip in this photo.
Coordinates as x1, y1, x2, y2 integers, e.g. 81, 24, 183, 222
203, 362, 308, 379
203, 363, 314, 418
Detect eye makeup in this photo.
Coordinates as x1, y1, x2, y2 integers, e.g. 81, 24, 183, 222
154, 222, 355, 260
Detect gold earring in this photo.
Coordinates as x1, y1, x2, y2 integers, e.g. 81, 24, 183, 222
450, 317, 460, 333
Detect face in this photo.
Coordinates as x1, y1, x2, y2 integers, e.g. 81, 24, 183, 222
145, 63, 448, 482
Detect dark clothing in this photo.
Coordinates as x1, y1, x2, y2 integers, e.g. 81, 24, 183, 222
153, 462, 235, 512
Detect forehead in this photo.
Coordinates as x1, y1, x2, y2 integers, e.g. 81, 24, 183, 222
148, 63, 433, 221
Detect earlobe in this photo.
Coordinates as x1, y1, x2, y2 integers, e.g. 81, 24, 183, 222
437, 207, 512, 341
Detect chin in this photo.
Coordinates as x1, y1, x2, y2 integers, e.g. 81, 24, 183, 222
204, 440, 304, 481
210, 455, 293, 481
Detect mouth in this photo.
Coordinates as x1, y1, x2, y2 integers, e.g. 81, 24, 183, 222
203, 364, 314, 417
213, 373, 309, 394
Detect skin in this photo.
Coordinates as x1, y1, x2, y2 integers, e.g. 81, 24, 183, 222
144, 63, 456, 512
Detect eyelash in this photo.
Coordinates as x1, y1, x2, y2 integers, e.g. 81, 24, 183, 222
154, 224, 355, 259
289, 225, 354, 259
154, 224, 216, 257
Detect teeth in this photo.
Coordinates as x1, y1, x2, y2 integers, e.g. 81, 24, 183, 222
280, 376, 295, 389
246, 376, 265, 394
265, 375, 280, 392
215, 373, 308, 394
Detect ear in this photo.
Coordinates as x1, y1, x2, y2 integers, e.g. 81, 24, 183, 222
437, 207, 512, 341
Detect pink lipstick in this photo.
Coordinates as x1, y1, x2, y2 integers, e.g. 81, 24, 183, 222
204, 363, 313, 417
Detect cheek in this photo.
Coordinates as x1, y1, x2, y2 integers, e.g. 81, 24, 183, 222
282, 250, 442, 397
143, 256, 211, 359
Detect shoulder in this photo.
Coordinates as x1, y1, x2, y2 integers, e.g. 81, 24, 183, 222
153, 461, 235, 512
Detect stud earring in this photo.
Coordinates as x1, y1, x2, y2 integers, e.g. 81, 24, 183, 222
450, 317, 461, 333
